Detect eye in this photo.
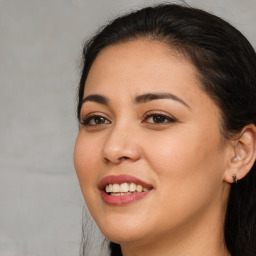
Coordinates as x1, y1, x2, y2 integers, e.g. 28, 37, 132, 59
144, 113, 176, 124
81, 115, 111, 126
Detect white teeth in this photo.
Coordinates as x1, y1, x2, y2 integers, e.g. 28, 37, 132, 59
120, 192, 131, 195
130, 183, 136, 192
110, 192, 132, 196
112, 184, 120, 192
137, 185, 143, 192
120, 183, 129, 192
112, 193, 121, 196
105, 182, 151, 194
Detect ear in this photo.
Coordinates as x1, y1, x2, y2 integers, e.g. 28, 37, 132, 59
223, 124, 256, 184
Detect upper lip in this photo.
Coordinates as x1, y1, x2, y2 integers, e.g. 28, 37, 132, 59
98, 175, 154, 190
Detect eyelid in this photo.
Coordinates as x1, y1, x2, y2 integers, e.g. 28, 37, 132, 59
80, 112, 111, 126
142, 110, 177, 123
80, 111, 110, 121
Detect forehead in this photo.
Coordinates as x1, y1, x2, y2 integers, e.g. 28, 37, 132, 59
84, 39, 201, 96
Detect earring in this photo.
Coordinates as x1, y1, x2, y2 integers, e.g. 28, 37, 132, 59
232, 174, 238, 183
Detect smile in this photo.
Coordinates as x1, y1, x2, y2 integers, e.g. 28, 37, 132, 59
105, 182, 150, 195
99, 175, 153, 206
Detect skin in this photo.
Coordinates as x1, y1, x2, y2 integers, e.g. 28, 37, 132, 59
74, 39, 235, 256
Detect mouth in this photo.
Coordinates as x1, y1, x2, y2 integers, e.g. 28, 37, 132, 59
105, 182, 151, 196
99, 175, 154, 206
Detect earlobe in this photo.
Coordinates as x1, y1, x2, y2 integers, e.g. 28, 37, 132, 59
223, 124, 256, 184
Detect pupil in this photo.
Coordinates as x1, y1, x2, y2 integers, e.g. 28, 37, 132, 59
153, 115, 165, 123
95, 116, 105, 124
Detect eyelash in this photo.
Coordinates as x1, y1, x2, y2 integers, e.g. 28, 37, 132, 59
81, 112, 177, 127
81, 114, 111, 126
143, 112, 176, 124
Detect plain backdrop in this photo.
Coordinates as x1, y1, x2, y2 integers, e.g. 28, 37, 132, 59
0, 0, 256, 255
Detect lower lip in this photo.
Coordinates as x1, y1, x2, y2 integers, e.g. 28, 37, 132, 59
101, 190, 151, 206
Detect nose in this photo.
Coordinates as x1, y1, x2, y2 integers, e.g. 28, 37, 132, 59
102, 124, 141, 164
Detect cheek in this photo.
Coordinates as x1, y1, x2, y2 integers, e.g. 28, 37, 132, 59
143, 126, 224, 212
132, 141, 223, 236
74, 134, 107, 222
74, 134, 101, 195
145, 123, 223, 176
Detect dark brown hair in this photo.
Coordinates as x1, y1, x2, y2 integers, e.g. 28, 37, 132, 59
77, 4, 256, 256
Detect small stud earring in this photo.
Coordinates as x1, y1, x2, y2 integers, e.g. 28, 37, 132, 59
232, 174, 238, 183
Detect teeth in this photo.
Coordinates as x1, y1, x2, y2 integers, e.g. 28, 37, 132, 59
112, 184, 120, 193
112, 193, 121, 196
111, 192, 132, 196
130, 183, 136, 192
105, 182, 151, 194
120, 192, 131, 195
120, 183, 129, 192
137, 185, 143, 192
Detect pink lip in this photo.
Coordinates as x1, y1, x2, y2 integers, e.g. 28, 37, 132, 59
99, 175, 153, 206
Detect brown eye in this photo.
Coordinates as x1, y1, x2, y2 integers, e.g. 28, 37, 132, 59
94, 116, 107, 124
144, 114, 176, 124
81, 115, 111, 126
152, 115, 166, 123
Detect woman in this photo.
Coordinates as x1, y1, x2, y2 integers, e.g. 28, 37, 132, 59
74, 3, 256, 256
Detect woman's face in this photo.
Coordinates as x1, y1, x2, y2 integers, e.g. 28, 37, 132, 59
74, 40, 231, 246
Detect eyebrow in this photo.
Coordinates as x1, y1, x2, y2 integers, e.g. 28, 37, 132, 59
80, 92, 190, 109
134, 93, 191, 109
80, 94, 109, 106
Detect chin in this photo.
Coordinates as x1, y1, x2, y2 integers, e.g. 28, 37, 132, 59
95, 212, 151, 244
103, 228, 148, 246
104, 230, 140, 245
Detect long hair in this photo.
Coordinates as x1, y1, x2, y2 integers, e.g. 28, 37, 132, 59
77, 4, 256, 256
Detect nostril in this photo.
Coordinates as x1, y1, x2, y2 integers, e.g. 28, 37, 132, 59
104, 155, 129, 164
103, 157, 110, 163
119, 156, 129, 160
